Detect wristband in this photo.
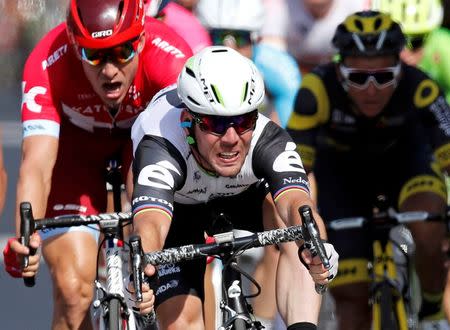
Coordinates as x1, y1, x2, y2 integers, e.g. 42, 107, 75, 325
287, 322, 317, 330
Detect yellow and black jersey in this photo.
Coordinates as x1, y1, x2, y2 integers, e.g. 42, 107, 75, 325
286, 62, 450, 171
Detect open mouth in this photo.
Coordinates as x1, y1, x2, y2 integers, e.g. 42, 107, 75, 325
219, 151, 239, 160
102, 82, 122, 99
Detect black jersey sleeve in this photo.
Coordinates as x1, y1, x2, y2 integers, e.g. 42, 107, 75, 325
411, 72, 450, 169
252, 121, 310, 201
132, 135, 187, 218
286, 71, 331, 170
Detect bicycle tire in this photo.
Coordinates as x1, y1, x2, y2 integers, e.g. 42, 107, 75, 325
107, 297, 126, 330
232, 318, 249, 330
379, 282, 399, 330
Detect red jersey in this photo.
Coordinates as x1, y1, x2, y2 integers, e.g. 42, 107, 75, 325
21, 17, 192, 137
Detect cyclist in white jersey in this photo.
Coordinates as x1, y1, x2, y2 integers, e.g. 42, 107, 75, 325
130, 46, 339, 330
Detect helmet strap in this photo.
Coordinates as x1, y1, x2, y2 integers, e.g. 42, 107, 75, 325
180, 116, 218, 177
180, 120, 196, 145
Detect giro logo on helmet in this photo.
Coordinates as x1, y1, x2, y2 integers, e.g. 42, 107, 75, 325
91, 30, 113, 39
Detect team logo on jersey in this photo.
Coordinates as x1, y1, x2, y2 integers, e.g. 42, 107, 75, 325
273, 142, 306, 173
193, 171, 201, 182
138, 160, 180, 190
22, 82, 47, 113
151, 37, 185, 58
42, 44, 68, 70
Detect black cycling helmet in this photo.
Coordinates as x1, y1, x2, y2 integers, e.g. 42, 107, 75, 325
332, 10, 406, 58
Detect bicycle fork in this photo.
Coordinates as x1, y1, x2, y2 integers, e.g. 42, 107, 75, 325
93, 237, 135, 329
372, 240, 409, 330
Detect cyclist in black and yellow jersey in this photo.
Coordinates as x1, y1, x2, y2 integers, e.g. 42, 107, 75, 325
286, 10, 450, 330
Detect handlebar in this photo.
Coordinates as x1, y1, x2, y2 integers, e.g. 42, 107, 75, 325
326, 208, 445, 232
130, 207, 330, 296
18, 202, 132, 287
19, 202, 36, 287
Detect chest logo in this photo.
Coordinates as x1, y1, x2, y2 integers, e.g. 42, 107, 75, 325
273, 142, 306, 173
138, 161, 181, 190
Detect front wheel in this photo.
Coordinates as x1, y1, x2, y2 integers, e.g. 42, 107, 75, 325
107, 297, 127, 330
232, 318, 249, 330
377, 283, 399, 330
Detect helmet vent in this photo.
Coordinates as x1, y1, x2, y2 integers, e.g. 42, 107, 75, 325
374, 17, 382, 30
77, 7, 84, 26
242, 82, 249, 102
186, 67, 196, 78
210, 85, 222, 104
187, 96, 201, 106
117, 1, 124, 26
355, 19, 363, 31
212, 49, 228, 53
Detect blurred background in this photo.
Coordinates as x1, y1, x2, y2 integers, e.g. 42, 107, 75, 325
0, 1, 66, 328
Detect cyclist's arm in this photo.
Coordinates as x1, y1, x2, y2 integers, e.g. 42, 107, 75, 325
417, 76, 450, 174
15, 135, 59, 235
131, 135, 186, 252
252, 121, 326, 238
17, 49, 61, 235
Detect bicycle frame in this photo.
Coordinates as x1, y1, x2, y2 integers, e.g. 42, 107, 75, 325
93, 220, 135, 330
370, 230, 409, 330
19, 202, 136, 330
210, 231, 263, 330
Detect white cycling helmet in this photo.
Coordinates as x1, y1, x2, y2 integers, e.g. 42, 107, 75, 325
177, 46, 265, 116
195, 0, 265, 32
371, 0, 443, 36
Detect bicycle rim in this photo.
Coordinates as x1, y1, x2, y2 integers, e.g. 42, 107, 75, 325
107, 298, 127, 330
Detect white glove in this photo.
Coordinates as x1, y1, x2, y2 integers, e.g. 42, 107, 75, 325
324, 242, 339, 281
299, 241, 339, 282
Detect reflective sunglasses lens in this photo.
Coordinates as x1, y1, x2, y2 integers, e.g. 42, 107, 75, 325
198, 112, 257, 135
80, 41, 137, 66
232, 112, 258, 134
81, 48, 103, 66
199, 116, 227, 135
113, 43, 136, 63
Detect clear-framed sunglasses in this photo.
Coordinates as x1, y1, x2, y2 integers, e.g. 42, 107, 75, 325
339, 63, 401, 90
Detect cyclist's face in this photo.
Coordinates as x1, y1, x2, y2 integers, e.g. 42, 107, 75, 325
81, 35, 145, 108
191, 115, 253, 177
341, 56, 399, 118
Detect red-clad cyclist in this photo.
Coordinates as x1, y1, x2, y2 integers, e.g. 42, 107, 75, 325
2, 0, 192, 328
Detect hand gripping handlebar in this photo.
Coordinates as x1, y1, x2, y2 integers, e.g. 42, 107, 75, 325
299, 205, 330, 294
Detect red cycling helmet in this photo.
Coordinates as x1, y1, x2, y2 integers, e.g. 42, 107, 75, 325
66, 0, 145, 49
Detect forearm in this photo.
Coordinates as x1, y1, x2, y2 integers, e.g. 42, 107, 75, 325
133, 211, 171, 253
14, 166, 52, 236
276, 191, 327, 240
277, 242, 321, 325
0, 167, 6, 215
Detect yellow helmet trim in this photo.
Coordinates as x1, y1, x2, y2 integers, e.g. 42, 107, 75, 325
344, 12, 393, 34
